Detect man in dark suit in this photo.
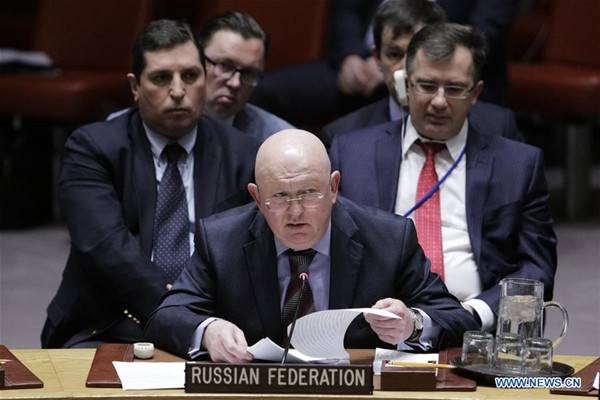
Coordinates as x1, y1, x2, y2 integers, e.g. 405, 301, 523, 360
41, 20, 259, 348
330, 23, 556, 332
321, 0, 522, 150
145, 129, 478, 361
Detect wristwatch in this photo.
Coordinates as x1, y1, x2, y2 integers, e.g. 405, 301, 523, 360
406, 308, 423, 342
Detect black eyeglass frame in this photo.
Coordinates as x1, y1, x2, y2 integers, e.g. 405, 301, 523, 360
204, 55, 264, 87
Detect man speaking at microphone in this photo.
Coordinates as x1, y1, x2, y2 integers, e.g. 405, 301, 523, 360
145, 129, 477, 362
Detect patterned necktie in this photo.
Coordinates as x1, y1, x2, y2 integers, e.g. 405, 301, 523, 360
153, 143, 190, 282
415, 140, 446, 280
282, 249, 317, 332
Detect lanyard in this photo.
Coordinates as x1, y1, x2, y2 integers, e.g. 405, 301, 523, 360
404, 144, 466, 217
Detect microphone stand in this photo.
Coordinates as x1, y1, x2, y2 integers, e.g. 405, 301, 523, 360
281, 267, 308, 364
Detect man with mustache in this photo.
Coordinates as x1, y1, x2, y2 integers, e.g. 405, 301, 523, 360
330, 23, 557, 332
41, 19, 259, 348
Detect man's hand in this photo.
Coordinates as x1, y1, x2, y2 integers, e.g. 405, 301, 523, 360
201, 320, 253, 363
364, 298, 414, 345
338, 55, 383, 96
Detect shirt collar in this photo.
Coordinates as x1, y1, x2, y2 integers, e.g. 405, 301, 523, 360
388, 96, 407, 121
401, 116, 468, 161
274, 222, 331, 258
143, 122, 197, 160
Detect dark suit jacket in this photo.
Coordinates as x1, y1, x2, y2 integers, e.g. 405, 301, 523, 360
321, 98, 523, 150
41, 109, 260, 348
145, 197, 478, 358
329, 121, 557, 315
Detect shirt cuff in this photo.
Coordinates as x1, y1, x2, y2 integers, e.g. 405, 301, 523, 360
398, 308, 441, 351
465, 299, 495, 331
187, 317, 220, 359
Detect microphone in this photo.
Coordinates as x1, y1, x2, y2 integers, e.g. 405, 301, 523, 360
281, 264, 309, 364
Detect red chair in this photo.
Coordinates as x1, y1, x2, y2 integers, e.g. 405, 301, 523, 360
509, 0, 600, 219
0, 0, 153, 121
0, 0, 153, 224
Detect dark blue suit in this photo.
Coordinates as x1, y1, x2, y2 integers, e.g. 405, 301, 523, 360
41, 109, 259, 348
145, 197, 478, 358
329, 120, 557, 315
321, 97, 523, 150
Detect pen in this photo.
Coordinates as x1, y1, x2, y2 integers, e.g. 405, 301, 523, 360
386, 361, 455, 369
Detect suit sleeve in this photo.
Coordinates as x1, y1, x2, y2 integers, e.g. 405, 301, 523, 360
327, 0, 377, 64
475, 149, 557, 312
59, 128, 167, 324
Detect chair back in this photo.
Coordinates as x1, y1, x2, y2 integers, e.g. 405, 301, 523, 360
543, 0, 600, 67
32, 0, 153, 70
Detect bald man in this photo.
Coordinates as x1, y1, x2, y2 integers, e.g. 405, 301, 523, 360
145, 129, 477, 361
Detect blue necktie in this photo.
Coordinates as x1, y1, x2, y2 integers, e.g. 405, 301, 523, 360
153, 143, 189, 282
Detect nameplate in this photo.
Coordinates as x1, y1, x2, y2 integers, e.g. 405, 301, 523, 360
185, 362, 373, 394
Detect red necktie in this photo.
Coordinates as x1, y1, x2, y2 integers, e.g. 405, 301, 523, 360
415, 141, 446, 280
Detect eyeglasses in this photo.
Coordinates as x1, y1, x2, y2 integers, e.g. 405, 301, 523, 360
409, 80, 477, 99
264, 192, 325, 212
204, 55, 263, 87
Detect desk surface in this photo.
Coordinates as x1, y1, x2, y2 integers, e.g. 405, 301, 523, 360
2, 349, 596, 400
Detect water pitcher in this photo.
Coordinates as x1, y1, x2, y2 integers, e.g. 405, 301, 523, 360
496, 278, 568, 348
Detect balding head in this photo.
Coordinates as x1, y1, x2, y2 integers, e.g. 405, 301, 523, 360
248, 129, 340, 250
255, 129, 330, 187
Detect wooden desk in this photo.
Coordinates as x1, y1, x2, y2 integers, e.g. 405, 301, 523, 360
3, 349, 596, 400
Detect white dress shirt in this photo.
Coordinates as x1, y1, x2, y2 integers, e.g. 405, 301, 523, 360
394, 117, 494, 331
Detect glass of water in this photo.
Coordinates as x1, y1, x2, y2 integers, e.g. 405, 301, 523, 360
493, 333, 525, 373
461, 331, 494, 366
522, 337, 553, 374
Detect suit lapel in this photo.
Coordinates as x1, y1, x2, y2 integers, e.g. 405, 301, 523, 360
193, 118, 222, 220
375, 120, 404, 212
329, 201, 364, 309
130, 111, 157, 255
465, 127, 493, 267
244, 213, 283, 343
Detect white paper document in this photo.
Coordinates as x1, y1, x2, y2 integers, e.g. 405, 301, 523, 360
112, 361, 185, 390
372, 347, 439, 375
593, 372, 599, 390
287, 308, 400, 360
248, 337, 337, 364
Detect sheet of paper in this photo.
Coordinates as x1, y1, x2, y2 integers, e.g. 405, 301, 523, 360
248, 337, 336, 364
373, 347, 439, 375
112, 361, 185, 390
290, 308, 400, 360
593, 371, 599, 390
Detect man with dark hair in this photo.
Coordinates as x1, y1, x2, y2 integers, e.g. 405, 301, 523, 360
331, 23, 557, 332
41, 19, 259, 348
145, 129, 477, 361
321, 0, 522, 149
198, 11, 293, 142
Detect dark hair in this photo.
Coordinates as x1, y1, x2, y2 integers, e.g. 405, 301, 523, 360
373, 0, 447, 53
131, 19, 205, 83
198, 11, 269, 59
406, 22, 488, 82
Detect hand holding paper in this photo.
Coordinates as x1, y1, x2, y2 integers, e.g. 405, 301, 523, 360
365, 298, 414, 345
